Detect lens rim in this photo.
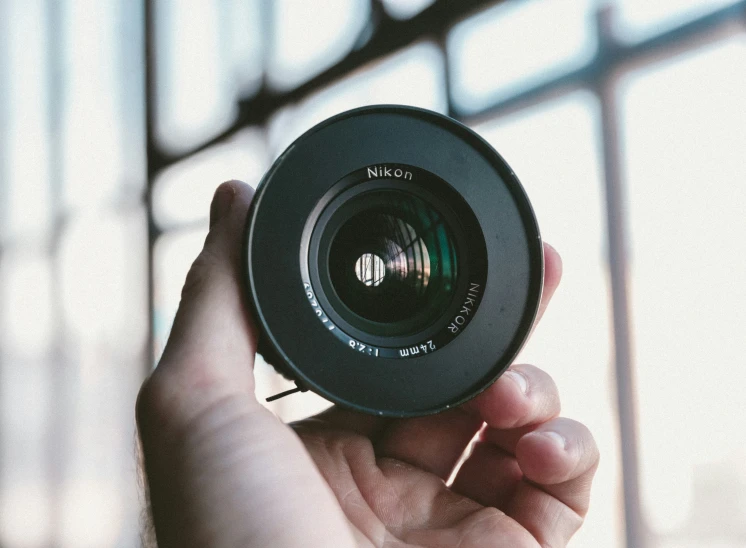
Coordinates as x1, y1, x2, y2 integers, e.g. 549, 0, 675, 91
317, 188, 463, 339
306, 173, 483, 348
243, 105, 543, 417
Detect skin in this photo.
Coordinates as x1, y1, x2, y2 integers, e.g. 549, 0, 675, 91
137, 181, 599, 548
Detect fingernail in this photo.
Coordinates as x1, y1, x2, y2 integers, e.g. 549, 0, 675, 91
539, 431, 566, 451
504, 370, 528, 395
544, 241, 559, 255
210, 182, 237, 227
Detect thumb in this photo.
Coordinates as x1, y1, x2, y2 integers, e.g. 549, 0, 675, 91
137, 181, 357, 548
153, 180, 259, 416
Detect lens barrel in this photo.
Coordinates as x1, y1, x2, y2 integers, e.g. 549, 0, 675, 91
243, 105, 543, 417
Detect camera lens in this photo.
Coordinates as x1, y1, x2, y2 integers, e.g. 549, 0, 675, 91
326, 189, 458, 336
243, 105, 543, 417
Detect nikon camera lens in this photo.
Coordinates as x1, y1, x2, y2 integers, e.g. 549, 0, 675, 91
243, 105, 543, 417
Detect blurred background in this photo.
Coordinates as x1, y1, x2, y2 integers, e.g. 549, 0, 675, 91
1, 0, 745, 546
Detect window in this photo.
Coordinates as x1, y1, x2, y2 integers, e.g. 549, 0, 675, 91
267, 0, 370, 89
614, 0, 741, 42
0, 1, 146, 546
448, 0, 597, 113
619, 34, 746, 542
2, 0, 744, 546
267, 42, 447, 156
473, 91, 624, 547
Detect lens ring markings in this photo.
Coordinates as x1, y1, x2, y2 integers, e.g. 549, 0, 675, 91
301, 164, 488, 358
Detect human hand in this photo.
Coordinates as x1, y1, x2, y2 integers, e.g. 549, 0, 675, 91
137, 181, 599, 547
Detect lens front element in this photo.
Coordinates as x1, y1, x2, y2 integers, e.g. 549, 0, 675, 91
305, 164, 488, 354
328, 190, 459, 337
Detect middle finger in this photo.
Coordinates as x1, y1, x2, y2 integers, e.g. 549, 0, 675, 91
375, 363, 561, 480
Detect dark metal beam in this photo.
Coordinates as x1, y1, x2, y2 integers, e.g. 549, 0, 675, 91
457, 0, 746, 124
594, 6, 645, 548
145, 0, 158, 371
45, 0, 68, 544
146, 0, 496, 176
147, 0, 746, 179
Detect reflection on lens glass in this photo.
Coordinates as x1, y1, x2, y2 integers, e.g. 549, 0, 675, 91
354, 253, 387, 287
328, 190, 458, 335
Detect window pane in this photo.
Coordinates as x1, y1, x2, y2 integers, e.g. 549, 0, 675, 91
472, 91, 624, 548
1, 0, 52, 238
57, 349, 143, 548
1, 2, 147, 547
613, 0, 740, 42
0, 252, 54, 358
117, 0, 147, 200
267, 0, 369, 90
0, 358, 53, 547
619, 34, 746, 545
153, 128, 268, 229
1, 219, 147, 548
155, 0, 241, 152
61, 0, 140, 211
381, 0, 436, 20
226, 0, 264, 96
448, 0, 597, 114
154, 227, 208, 361
59, 208, 148, 355
267, 42, 446, 156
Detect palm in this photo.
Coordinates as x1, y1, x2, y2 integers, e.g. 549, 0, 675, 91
294, 414, 535, 547
139, 184, 598, 548
293, 376, 597, 548
284, 243, 597, 548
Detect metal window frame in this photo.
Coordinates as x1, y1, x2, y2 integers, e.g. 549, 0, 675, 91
143, 2, 746, 547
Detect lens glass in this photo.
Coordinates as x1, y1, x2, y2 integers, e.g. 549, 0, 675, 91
328, 190, 459, 336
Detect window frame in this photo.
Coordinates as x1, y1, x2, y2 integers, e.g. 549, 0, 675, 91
143, 3, 746, 547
